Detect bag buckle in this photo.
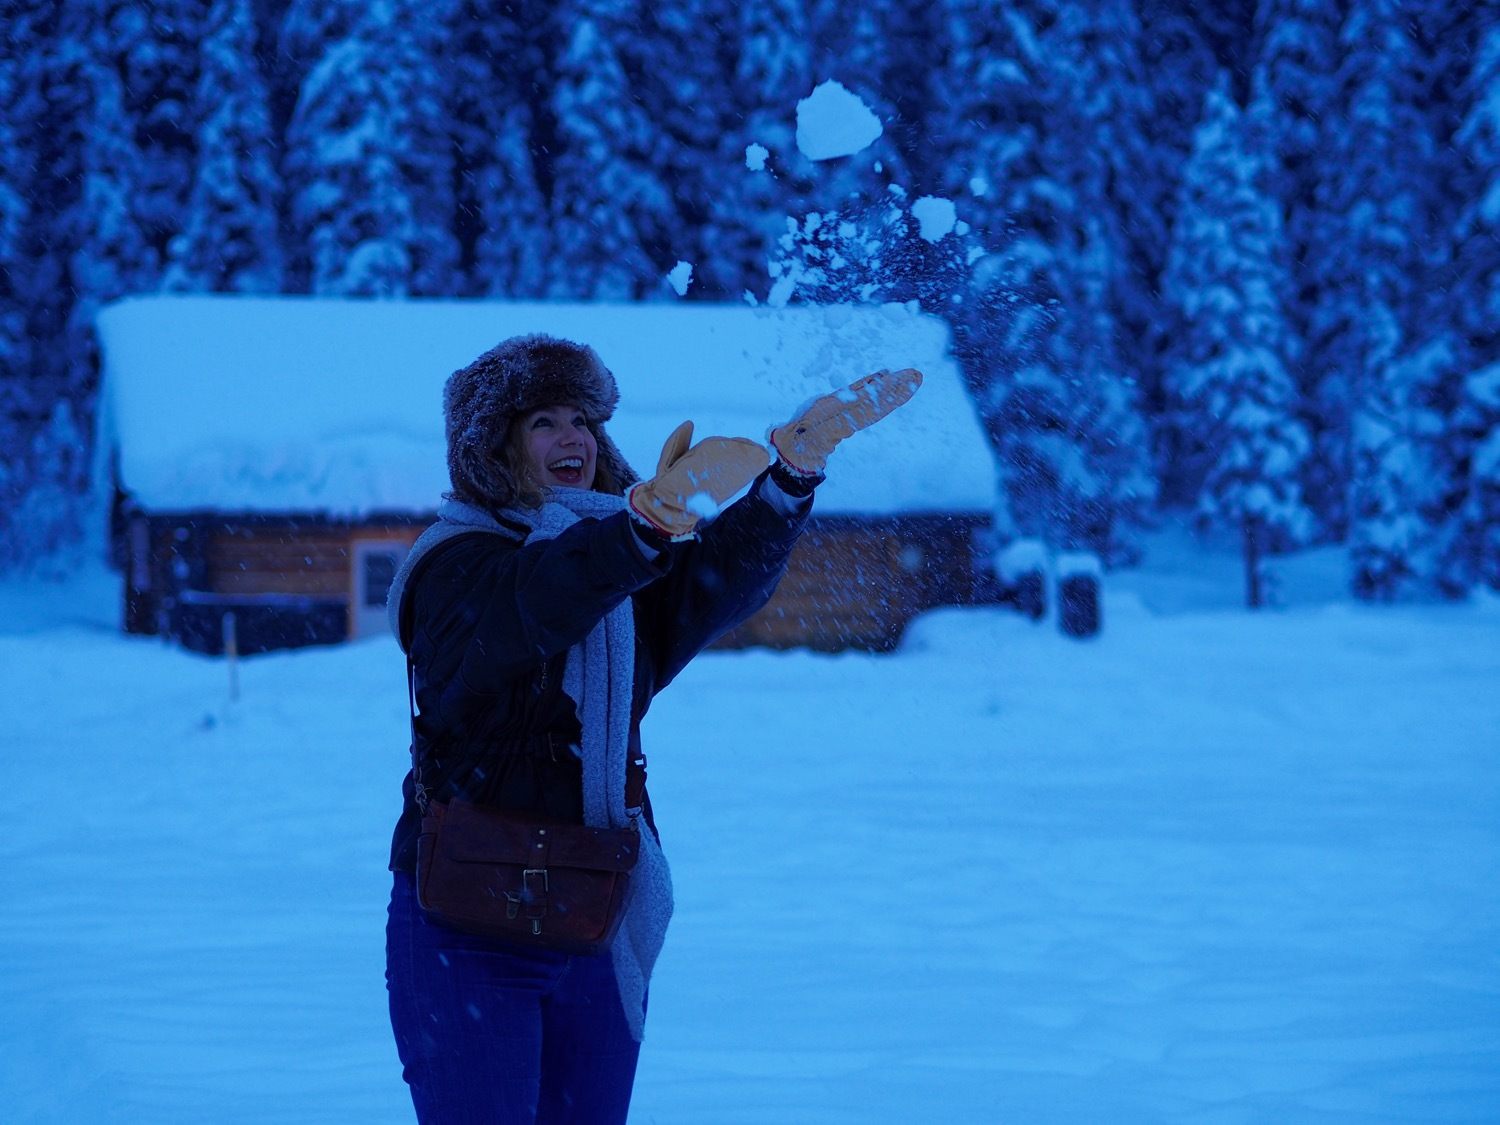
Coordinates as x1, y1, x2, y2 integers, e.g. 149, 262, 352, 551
504, 868, 549, 933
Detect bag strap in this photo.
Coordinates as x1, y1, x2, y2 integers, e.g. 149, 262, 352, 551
398, 532, 494, 815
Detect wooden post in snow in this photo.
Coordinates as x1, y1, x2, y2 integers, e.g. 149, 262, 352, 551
223, 610, 240, 703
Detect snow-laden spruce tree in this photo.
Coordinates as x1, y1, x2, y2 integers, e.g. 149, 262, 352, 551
448, 1, 550, 299
933, 0, 1154, 561
279, 0, 363, 70
21, 32, 156, 566
804, 1, 913, 203
0, 40, 28, 375
1345, 313, 1456, 600
1134, 3, 1218, 297
1047, 0, 1164, 408
1305, 0, 1435, 540
0, 41, 34, 563
1161, 78, 1312, 596
546, 0, 673, 300
704, 0, 814, 301
284, 0, 457, 296
1447, 21, 1500, 590
1253, 0, 1341, 372
633, 0, 738, 299
163, 0, 282, 293
1307, 0, 1452, 599
91, 0, 202, 272
66, 45, 156, 375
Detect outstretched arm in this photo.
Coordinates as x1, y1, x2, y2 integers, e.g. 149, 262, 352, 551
638, 368, 925, 690
634, 468, 812, 690
410, 516, 666, 695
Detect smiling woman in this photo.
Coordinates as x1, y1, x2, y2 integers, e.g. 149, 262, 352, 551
381, 333, 920, 1123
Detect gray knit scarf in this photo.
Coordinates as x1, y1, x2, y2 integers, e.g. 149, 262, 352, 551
387, 492, 674, 1043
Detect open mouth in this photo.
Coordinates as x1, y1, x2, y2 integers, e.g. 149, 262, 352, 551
547, 456, 585, 486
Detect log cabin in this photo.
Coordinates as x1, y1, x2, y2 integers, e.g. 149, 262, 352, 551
97, 295, 1030, 655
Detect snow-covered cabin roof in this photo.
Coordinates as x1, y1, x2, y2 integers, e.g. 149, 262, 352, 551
96, 296, 995, 516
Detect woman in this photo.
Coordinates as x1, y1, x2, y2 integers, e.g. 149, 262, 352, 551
385, 334, 919, 1123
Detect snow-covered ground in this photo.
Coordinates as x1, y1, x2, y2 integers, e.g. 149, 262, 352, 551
2, 536, 1498, 1123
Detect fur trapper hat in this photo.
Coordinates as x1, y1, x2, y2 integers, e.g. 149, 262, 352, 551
443, 334, 640, 510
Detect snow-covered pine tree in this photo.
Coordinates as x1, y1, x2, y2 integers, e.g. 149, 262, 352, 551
446, 0, 550, 298
278, 0, 362, 70
1131, 0, 1220, 463
705, 0, 814, 302
1183, 0, 1259, 102
92, 0, 203, 275
1447, 19, 1500, 590
164, 0, 283, 293
1162, 78, 1312, 598
634, 0, 738, 299
1345, 311, 1455, 600
1305, 0, 1449, 597
804, 1, 912, 206
271, 0, 361, 152
283, 0, 458, 296
881, 3, 942, 195
23, 12, 158, 564
546, 0, 674, 300
935, 0, 1154, 561
1045, 0, 1163, 423
6, 1, 80, 479
1253, 0, 1342, 380
1305, 0, 1434, 543
0, 37, 29, 379
930, 0, 1056, 443
0, 37, 34, 562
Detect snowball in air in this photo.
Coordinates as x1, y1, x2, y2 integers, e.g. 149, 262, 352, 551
910, 196, 958, 242
666, 260, 693, 296
795, 80, 883, 160
745, 143, 769, 171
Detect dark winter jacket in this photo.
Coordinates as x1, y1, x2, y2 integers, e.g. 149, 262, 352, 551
388, 474, 809, 872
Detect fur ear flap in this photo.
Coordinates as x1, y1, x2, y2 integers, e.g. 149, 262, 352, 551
444, 335, 640, 509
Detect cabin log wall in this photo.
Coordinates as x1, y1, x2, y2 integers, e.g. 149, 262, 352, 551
123, 509, 993, 653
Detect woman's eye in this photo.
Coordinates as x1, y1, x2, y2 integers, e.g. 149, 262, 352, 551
573, 416, 587, 429
531, 417, 552, 429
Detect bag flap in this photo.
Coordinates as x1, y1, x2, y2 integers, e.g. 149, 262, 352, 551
438, 802, 640, 871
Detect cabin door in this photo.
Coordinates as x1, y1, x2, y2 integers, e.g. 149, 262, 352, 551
351, 539, 407, 639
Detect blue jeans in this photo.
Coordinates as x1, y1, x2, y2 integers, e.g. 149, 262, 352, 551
386, 871, 643, 1124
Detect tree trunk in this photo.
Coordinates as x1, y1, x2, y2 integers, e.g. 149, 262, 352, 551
1244, 515, 1263, 609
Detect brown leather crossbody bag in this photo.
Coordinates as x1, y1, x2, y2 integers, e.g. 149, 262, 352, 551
404, 652, 641, 955
414, 797, 638, 954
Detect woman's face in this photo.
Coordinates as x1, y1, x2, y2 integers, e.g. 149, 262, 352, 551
517, 404, 598, 491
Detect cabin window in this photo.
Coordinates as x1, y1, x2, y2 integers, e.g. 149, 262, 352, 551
350, 540, 407, 638
362, 551, 399, 608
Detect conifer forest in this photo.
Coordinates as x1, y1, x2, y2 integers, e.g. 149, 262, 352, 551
0, 0, 1496, 600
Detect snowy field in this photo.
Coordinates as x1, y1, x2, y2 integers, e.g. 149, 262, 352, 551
2, 539, 1498, 1123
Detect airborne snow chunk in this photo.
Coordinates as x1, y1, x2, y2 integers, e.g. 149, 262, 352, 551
745, 143, 769, 172
910, 196, 958, 242
666, 260, 693, 296
795, 81, 883, 160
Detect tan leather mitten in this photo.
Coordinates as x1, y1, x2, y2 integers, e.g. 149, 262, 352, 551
628, 421, 769, 540
770, 367, 924, 476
